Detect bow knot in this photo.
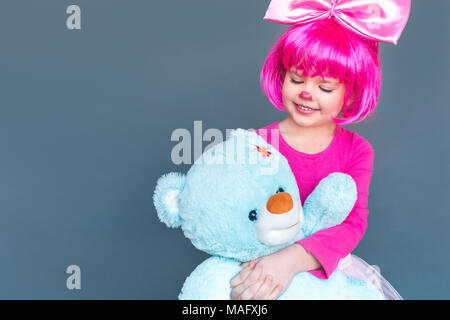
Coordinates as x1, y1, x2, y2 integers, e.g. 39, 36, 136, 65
328, 0, 337, 19
264, 0, 411, 45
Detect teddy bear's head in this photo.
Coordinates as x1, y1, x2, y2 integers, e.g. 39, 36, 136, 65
153, 129, 354, 262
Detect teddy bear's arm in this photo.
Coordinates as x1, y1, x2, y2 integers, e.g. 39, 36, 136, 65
301, 172, 357, 236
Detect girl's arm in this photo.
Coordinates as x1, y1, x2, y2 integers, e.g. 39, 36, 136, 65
296, 136, 374, 279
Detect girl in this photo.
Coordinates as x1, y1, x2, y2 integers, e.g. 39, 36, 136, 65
230, 0, 410, 300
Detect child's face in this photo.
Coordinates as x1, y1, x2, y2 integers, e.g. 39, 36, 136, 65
282, 67, 349, 128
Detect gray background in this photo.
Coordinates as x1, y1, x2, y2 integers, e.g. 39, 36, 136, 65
0, 0, 448, 299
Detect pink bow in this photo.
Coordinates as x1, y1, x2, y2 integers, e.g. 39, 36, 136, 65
264, 0, 411, 45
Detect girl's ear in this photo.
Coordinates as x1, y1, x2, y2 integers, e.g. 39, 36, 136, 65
345, 92, 354, 109
348, 95, 354, 106
153, 172, 186, 228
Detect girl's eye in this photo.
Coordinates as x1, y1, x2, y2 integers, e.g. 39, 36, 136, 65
320, 87, 333, 93
291, 78, 333, 93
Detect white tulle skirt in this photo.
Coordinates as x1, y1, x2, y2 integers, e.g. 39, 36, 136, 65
337, 254, 402, 300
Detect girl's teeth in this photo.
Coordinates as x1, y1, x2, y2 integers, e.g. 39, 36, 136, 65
298, 104, 313, 110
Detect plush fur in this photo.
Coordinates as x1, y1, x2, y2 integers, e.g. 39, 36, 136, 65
153, 129, 383, 300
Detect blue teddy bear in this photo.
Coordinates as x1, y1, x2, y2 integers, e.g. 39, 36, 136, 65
153, 129, 383, 299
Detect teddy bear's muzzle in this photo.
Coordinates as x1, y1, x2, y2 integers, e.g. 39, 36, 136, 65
255, 192, 304, 246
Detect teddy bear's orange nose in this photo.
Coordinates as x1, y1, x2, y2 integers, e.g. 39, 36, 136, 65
266, 192, 293, 214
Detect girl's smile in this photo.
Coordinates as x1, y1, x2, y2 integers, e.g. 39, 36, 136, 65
294, 103, 319, 114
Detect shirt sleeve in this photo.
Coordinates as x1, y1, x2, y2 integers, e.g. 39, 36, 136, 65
295, 135, 374, 279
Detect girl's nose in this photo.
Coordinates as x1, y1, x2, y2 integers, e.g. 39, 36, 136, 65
300, 91, 312, 101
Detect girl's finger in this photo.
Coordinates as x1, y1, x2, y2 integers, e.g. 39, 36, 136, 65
238, 278, 265, 300
230, 265, 263, 299
230, 266, 264, 300
266, 284, 284, 300
253, 275, 275, 300
230, 263, 258, 288
240, 260, 256, 270
230, 269, 251, 288
252, 276, 272, 300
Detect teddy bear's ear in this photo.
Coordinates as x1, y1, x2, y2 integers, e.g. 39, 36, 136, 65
153, 172, 186, 228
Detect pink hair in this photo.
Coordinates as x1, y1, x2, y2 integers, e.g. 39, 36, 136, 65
260, 18, 381, 125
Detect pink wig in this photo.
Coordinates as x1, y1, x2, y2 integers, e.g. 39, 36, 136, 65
260, 18, 381, 125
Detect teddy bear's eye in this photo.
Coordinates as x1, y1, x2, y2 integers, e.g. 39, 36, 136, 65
248, 210, 258, 222
276, 187, 285, 193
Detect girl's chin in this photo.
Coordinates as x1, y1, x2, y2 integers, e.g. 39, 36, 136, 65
291, 108, 319, 120
289, 111, 329, 127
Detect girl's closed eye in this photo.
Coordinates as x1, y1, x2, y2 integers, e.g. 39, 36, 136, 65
290, 78, 333, 93
320, 87, 333, 93
290, 78, 303, 84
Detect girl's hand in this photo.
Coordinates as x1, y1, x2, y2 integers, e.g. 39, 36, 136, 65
230, 245, 302, 300
229, 261, 283, 300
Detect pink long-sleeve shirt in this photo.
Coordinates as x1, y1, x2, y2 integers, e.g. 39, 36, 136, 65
255, 121, 374, 279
